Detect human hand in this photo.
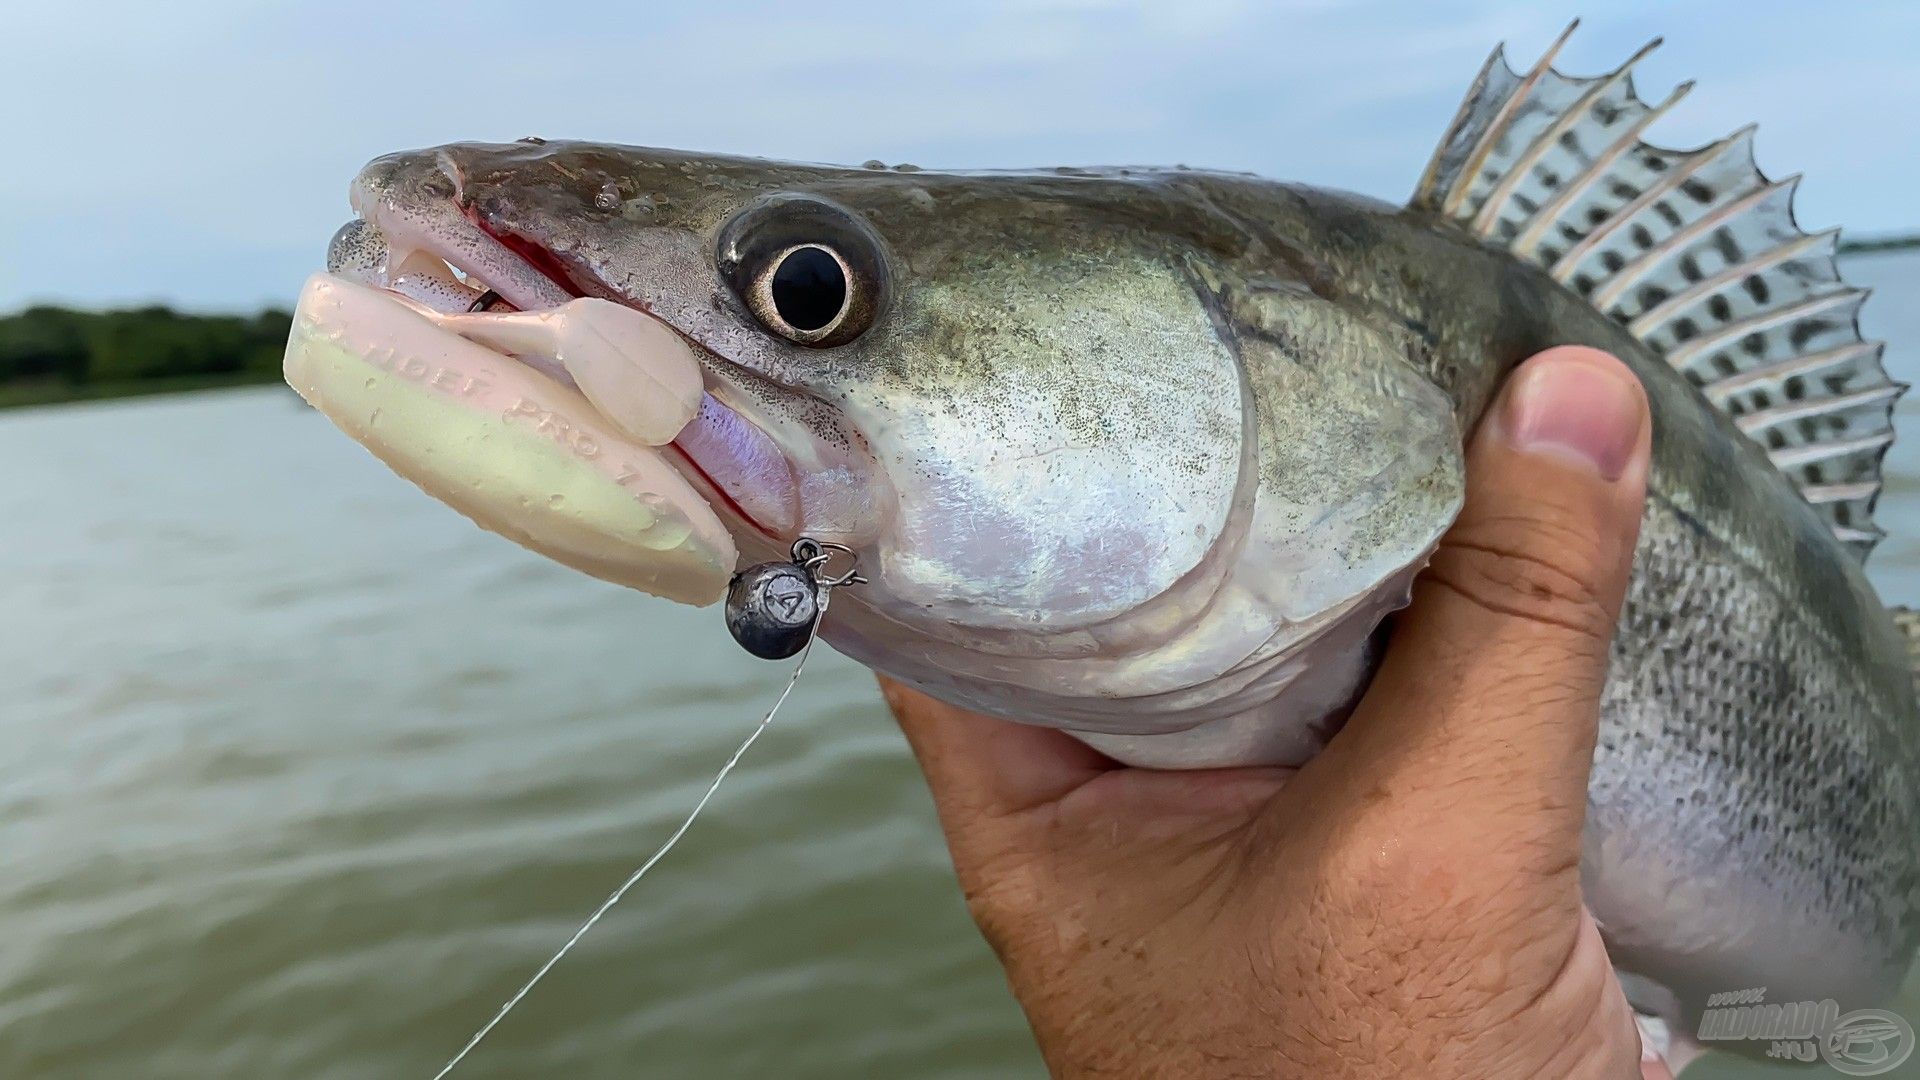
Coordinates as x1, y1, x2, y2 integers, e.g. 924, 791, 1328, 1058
884, 347, 1668, 1078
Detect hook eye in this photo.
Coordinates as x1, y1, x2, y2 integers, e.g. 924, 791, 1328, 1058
790, 538, 866, 588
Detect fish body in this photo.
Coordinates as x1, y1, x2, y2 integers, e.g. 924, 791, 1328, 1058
289, 32, 1918, 1054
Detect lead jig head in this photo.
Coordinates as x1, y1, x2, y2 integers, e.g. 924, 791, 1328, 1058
724, 538, 865, 659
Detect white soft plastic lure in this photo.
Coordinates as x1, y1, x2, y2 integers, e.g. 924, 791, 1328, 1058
285, 274, 733, 604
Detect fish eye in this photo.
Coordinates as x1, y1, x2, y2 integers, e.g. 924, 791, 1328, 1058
756, 244, 850, 341
718, 194, 887, 348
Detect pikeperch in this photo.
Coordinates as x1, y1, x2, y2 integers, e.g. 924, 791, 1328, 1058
283, 27, 1919, 1062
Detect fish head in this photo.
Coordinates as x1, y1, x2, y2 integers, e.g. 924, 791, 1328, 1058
339, 141, 1253, 648
311, 141, 1460, 750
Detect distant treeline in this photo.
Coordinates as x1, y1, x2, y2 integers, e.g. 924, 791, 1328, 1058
0, 304, 293, 407
1839, 233, 1920, 255
1, 232, 1914, 409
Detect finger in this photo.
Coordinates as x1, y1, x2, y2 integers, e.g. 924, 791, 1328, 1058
1316, 347, 1651, 854
880, 676, 1113, 833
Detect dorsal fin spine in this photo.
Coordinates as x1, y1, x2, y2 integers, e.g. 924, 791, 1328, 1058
1441, 21, 1579, 217
1802, 481, 1882, 504
1702, 341, 1882, 403
1626, 228, 1838, 336
1513, 79, 1693, 259
1770, 431, 1895, 470
1468, 40, 1665, 235
1548, 125, 1756, 280
1734, 384, 1903, 436
1671, 291, 1866, 371
1588, 176, 1798, 310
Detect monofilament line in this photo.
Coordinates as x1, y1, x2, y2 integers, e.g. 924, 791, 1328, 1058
429, 593, 829, 1080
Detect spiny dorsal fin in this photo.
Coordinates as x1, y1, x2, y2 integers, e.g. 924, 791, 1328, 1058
1412, 23, 1901, 560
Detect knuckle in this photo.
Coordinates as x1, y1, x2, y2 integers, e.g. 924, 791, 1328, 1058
1426, 513, 1618, 642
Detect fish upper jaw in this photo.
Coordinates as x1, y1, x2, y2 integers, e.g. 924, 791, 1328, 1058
331, 148, 893, 563
347, 149, 577, 315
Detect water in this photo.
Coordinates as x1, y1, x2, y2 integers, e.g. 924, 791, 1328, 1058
3, 253, 1919, 1079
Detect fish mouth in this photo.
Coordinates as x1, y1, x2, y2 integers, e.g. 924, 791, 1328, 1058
281, 182, 754, 605
334, 163, 808, 549
293, 154, 885, 606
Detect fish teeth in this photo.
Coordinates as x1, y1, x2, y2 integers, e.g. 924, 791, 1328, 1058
390, 250, 485, 313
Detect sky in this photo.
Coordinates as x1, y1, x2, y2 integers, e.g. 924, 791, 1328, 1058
5, 0, 1916, 313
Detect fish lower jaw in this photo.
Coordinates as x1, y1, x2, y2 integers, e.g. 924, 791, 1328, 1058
282, 273, 737, 606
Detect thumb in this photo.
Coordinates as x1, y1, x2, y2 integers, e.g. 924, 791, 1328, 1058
1316, 346, 1651, 862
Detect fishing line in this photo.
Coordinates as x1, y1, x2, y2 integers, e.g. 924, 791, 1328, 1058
429, 539, 863, 1080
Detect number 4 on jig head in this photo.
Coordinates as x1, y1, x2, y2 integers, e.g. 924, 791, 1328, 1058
726, 539, 867, 659
429, 538, 864, 1080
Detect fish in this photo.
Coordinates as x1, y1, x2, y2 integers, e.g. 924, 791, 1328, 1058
283, 25, 1919, 1064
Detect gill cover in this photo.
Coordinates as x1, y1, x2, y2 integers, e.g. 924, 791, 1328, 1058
699, 178, 1254, 637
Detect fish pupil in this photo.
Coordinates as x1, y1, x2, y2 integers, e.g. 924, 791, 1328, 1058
770, 246, 846, 332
